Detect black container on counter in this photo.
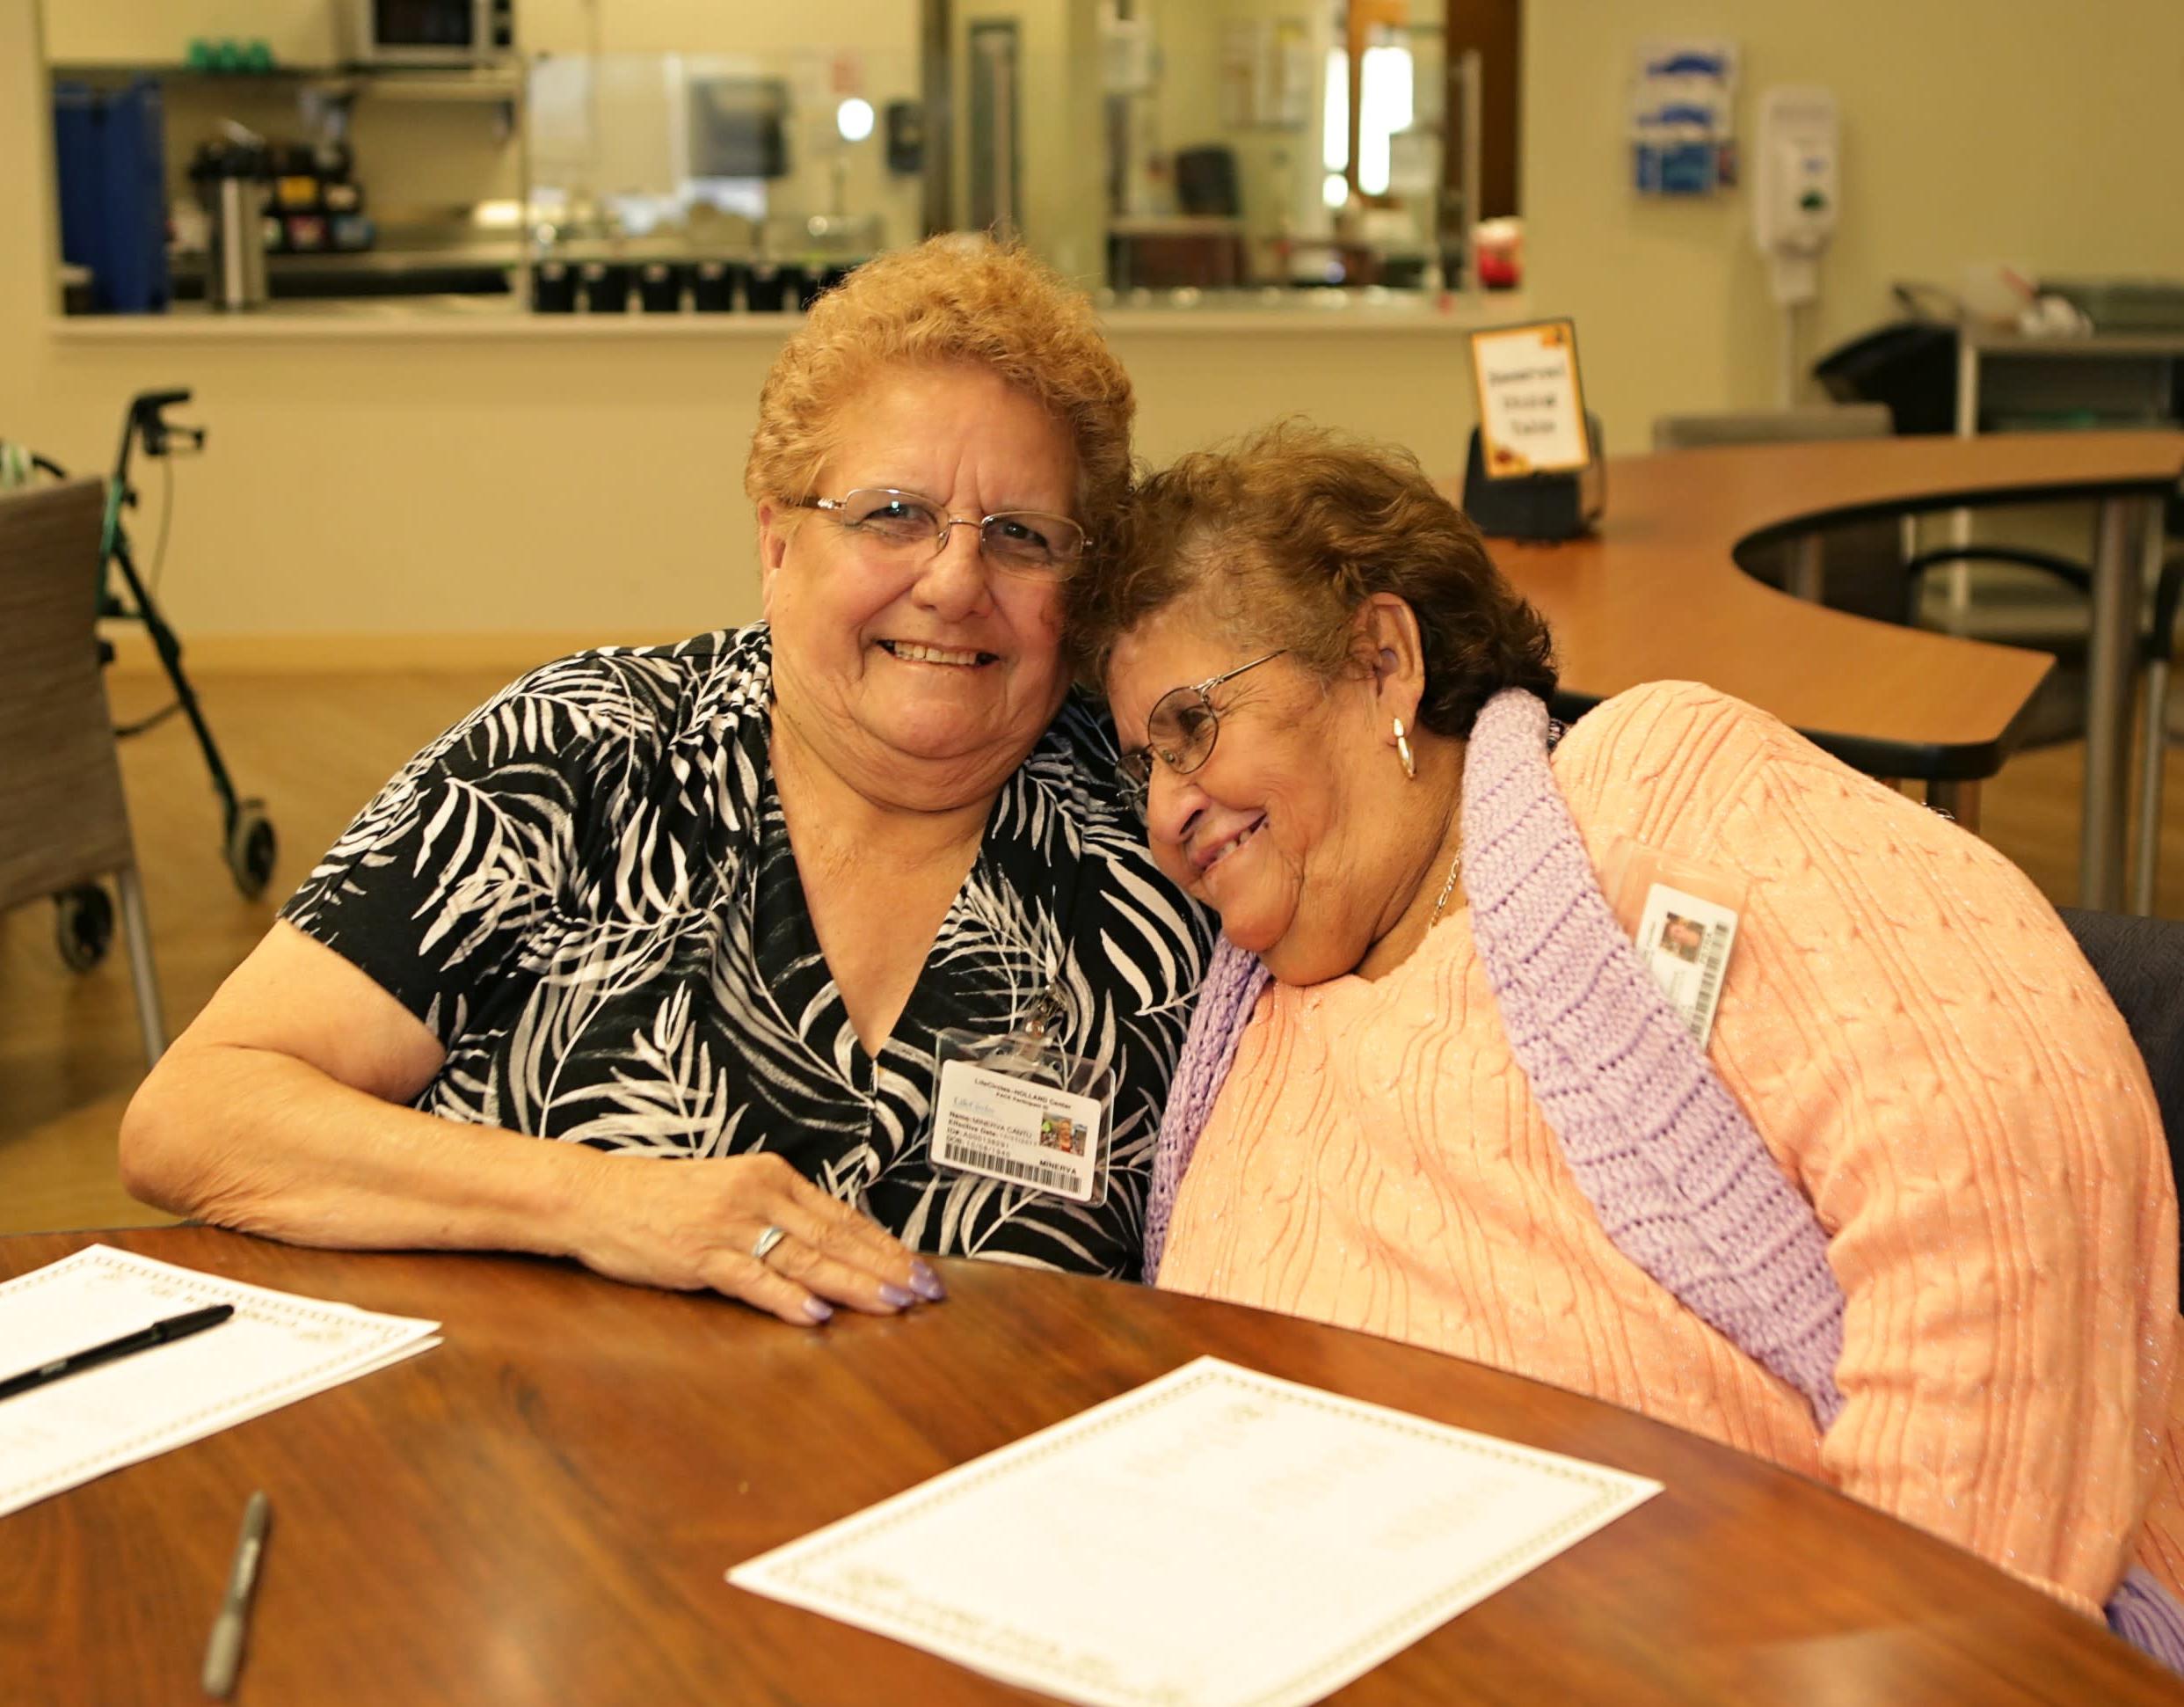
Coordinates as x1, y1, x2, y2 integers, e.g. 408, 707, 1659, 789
252, 139, 371, 253
691, 259, 745, 311
580, 262, 631, 313
533, 260, 576, 312
637, 261, 685, 312
745, 262, 805, 312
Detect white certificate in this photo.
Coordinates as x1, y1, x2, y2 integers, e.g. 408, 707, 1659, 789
730, 1355, 1659, 1707
0, 1244, 440, 1519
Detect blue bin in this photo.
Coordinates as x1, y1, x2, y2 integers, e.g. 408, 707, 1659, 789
52, 78, 171, 314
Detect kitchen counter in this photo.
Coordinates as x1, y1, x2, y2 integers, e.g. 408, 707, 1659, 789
50, 287, 1530, 340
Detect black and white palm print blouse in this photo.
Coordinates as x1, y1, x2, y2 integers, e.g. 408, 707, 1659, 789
280, 624, 1213, 1279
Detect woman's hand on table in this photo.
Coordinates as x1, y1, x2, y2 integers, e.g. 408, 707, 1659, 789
567, 1153, 946, 1326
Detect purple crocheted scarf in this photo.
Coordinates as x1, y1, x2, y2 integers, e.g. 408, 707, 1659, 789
1145, 686, 2184, 1669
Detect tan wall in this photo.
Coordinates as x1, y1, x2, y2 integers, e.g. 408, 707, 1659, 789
139, 83, 524, 211
11, 0, 1481, 649
1142, 0, 1329, 256
54, 0, 926, 252
9, 319, 1485, 646
955, 0, 1106, 283
527, 0, 928, 252
1523, 0, 2184, 436
11, 0, 2183, 651
41, 0, 920, 59
43, 0, 340, 63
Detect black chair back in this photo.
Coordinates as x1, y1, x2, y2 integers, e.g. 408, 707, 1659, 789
2060, 908, 2184, 1272
1174, 147, 1241, 218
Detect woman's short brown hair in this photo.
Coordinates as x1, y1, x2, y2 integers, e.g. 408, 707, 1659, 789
743, 236, 1134, 550
1070, 420, 1557, 738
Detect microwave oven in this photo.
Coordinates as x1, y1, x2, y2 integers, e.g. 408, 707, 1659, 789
351, 0, 513, 67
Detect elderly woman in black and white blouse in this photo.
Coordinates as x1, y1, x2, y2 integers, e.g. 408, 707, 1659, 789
121, 238, 1212, 1324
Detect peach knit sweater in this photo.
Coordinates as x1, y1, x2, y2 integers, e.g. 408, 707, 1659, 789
1158, 681, 2184, 1616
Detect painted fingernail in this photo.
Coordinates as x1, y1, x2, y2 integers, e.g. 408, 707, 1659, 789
804, 1298, 834, 1324
909, 1262, 946, 1302
879, 1283, 916, 1309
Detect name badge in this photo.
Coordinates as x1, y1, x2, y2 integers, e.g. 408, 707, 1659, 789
1601, 840, 1746, 1050
928, 1009, 1114, 1205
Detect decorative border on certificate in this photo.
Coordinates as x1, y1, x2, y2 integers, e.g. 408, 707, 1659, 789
0, 1245, 440, 1516
1468, 318, 1593, 478
730, 1356, 1661, 1707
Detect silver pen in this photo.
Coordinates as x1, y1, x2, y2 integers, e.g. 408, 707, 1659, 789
201, 1490, 270, 1698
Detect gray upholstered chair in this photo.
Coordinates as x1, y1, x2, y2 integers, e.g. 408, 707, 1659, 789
2132, 513, 2183, 916
0, 479, 164, 1065
1651, 403, 1896, 448
2061, 907, 2184, 1270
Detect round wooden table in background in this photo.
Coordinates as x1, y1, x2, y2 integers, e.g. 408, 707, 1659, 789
1470, 429, 2184, 908
4, 1228, 2180, 1704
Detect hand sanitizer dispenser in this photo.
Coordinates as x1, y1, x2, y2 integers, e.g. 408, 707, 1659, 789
1752, 87, 1838, 308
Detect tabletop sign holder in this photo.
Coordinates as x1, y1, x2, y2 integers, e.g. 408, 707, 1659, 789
1463, 318, 1606, 542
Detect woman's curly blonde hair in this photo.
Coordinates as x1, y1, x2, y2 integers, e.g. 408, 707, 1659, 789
1070, 420, 1557, 739
744, 237, 1134, 551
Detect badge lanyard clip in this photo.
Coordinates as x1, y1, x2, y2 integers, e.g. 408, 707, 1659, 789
928, 978, 1117, 1205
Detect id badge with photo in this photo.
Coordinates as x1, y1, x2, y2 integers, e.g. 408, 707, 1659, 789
928, 1010, 1115, 1207
1600, 839, 1747, 1050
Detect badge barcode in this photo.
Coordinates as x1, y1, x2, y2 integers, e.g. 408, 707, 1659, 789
1691, 925, 1731, 1036
943, 1142, 1084, 1196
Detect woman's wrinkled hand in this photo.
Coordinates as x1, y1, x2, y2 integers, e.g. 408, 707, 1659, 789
565, 1152, 947, 1326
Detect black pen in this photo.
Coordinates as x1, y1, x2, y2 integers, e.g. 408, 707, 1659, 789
0, 1303, 236, 1401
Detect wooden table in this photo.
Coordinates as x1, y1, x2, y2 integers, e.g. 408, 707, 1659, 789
1472, 430, 2184, 907
5, 1229, 2180, 1705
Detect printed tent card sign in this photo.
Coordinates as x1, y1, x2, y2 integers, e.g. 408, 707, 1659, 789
1461, 319, 1605, 541
1470, 319, 1592, 476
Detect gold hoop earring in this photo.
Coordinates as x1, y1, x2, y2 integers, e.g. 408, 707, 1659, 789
1393, 717, 1416, 781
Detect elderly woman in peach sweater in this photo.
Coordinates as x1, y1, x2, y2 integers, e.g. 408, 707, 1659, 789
1073, 420, 2184, 1667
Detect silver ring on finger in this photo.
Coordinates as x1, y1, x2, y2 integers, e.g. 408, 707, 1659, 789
752, 1223, 789, 1266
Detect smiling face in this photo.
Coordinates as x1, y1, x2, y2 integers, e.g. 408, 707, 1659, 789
1106, 598, 1427, 986
760, 362, 1079, 812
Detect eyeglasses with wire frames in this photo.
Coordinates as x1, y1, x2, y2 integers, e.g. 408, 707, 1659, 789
1115, 650, 1288, 817
797, 488, 1087, 575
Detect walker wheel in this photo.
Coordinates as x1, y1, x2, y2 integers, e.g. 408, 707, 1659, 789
226, 801, 277, 898
55, 884, 115, 972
